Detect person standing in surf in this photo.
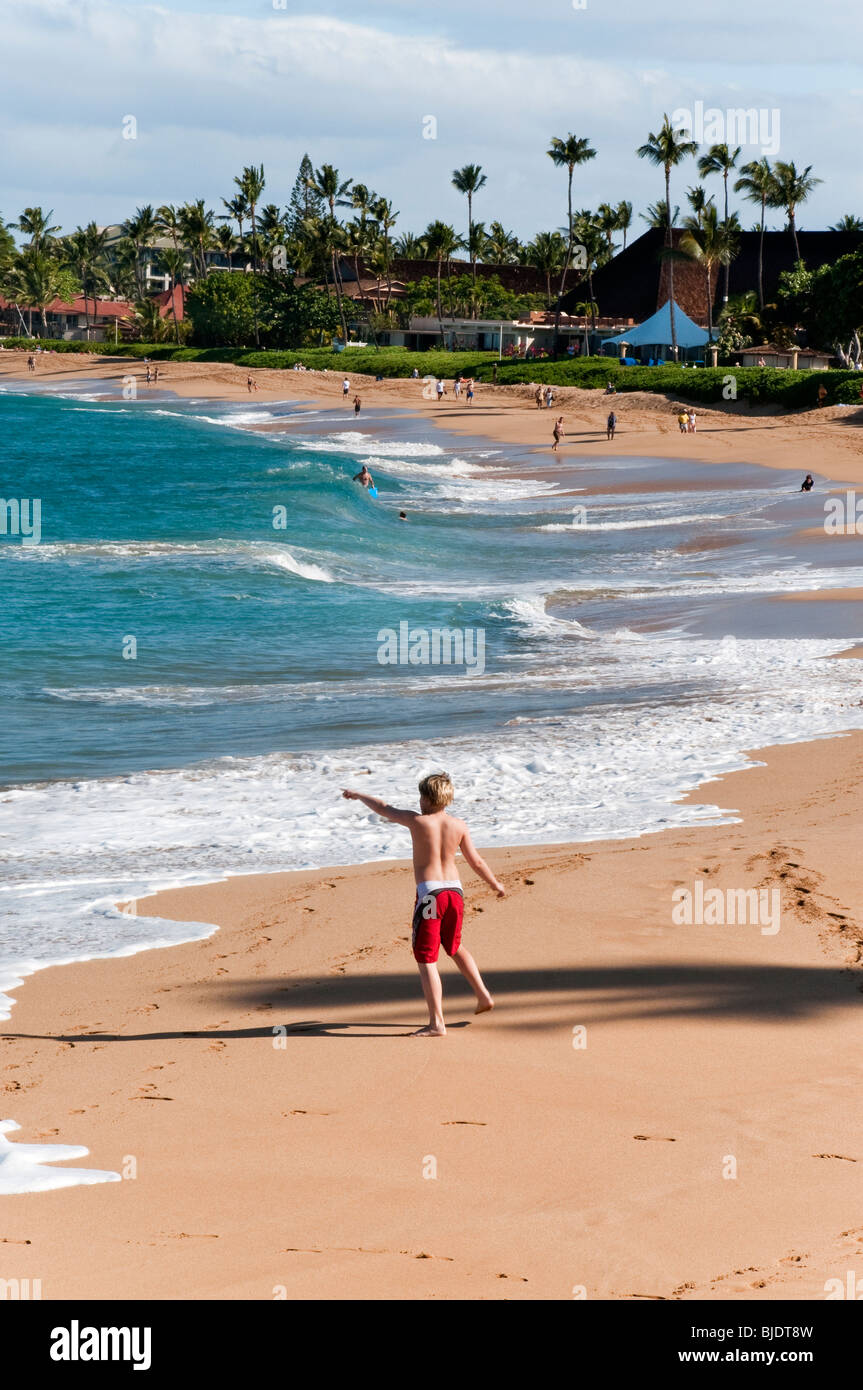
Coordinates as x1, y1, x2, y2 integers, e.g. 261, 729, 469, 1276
341, 773, 503, 1036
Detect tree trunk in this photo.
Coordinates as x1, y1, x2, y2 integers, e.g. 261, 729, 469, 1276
758, 197, 765, 310
722, 170, 730, 305
706, 264, 713, 340
553, 167, 575, 348
666, 165, 677, 357
251, 208, 260, 347
790, 210, 800, 263
332, 250, 349, 345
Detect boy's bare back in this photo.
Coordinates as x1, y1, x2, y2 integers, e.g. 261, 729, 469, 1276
407, 810, 468, 886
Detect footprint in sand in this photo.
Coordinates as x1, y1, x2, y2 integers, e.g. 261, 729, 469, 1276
634, 1134, 677, 1142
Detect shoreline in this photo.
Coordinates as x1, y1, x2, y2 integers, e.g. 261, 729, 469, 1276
3, 351, 863, 1299
4, 736, 863, 1299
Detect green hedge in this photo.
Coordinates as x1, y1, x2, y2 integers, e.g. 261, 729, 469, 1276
3, 338, 860, 407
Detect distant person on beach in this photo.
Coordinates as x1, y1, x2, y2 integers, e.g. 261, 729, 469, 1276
605, 381, 616, 394
606, 411, 617, 440
492, 363, 498, 384
27, 354, 35, 372
145, 365, 151, 384
552, 416, 565, 452
342, 377, 350, 397
454, 377, 462, 399
688, 410, 697, 433
353, 395, 362, 416
544, 387, 554, 410
341, 772, 502, 1036
818, 384, 827, 406
466, 380, 474, 405
436, 379, 445, 402
352, 465, 375, 489
677, 410, 689, 433
800, 473, 814, 492
247, 375, 258, 393
534, 386, 543, 409
412, 367, 419, 379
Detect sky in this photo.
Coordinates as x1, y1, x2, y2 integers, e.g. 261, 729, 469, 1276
1, 0, 861, 245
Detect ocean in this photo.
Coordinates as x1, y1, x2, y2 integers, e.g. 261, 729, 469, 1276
3, 380, 863, 1025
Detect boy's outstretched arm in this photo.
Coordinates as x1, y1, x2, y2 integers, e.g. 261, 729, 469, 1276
341, 789, 416, 826
459, 826, 506, 897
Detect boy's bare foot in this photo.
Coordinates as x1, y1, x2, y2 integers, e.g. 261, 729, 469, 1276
475, 994, 495, 1015
412, 1024, 446, 1037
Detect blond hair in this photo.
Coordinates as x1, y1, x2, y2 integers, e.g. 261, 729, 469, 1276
418, 772, 454, 809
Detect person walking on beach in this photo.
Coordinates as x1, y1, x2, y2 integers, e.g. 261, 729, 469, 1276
454, 377, 462, 399
27, 353, 35, 372
534, 386, 543, 409
466, 380, 474, 405
342, 377, 350, 398
552, 415, 565, 452
545, 386, 554, 410
606, 410, 617, 440
435, 379, 445, 403
341, 772, 502, 1036
353, 395, 362, 416
145, 365, 152, 385
688, 409, 697, 433
677, 409, 689, 433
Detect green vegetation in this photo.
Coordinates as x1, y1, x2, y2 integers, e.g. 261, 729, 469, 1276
5, 338, 860, 408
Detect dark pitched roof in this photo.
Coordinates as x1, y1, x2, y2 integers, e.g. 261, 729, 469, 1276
560, 228, 863, 324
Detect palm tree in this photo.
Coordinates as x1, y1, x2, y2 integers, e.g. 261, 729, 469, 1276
7, 248, 79, 335
122, 205, 159, 298
767, 160, 822, 263
636, 115, 698, 356
372, 196, 399, 308
829, 213, 863, 231
219, 193, 248, 260
423, 220, 462, 345
596, 202, 621, 256
178, 200, 215, 281
306, 164, 354, 342
734, 158, 774, 309
524, 231, 567, 306
485, 222, 521, 264
393, 232, 426, 259
685, 185, 713, 228
616, 200, 633, 250
680, 204, 738, 340
547, 134, 597, 336
451, 164, 487, 284
571, 211, 608, 348
159, 247, 185, 344
233, 165, 266, 345
62, 223, 110, 338
641, 199, 680, 230
17, 207, 60, 252
134, 296, 165, 343
697, 143, 741, 304
214, 224, 237, 270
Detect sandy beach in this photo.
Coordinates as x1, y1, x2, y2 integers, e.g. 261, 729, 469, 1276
2, 351, 862, 1301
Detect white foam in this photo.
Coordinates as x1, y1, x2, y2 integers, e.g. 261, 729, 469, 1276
0, 1120, 120, 1194
5, 538, 336, 582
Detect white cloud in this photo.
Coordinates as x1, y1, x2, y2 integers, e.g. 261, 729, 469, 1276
0, 0, 857, 238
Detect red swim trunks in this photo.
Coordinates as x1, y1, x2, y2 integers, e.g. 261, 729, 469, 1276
411, 888, 464, 963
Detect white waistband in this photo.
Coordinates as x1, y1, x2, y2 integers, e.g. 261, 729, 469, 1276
416, 879, 462, 897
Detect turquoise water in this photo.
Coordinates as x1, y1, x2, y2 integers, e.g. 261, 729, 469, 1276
2, 381, 863, 1002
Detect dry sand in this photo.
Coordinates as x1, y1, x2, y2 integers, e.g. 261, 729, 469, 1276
2, 350, 862, 1301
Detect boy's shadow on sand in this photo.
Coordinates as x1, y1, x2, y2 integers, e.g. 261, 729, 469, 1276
5, 962, 860, 1045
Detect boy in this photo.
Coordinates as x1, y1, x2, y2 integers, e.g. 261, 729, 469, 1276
341, 772, 503, 1036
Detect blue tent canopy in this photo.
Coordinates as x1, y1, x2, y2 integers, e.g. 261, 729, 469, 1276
604, 300, 711, 350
